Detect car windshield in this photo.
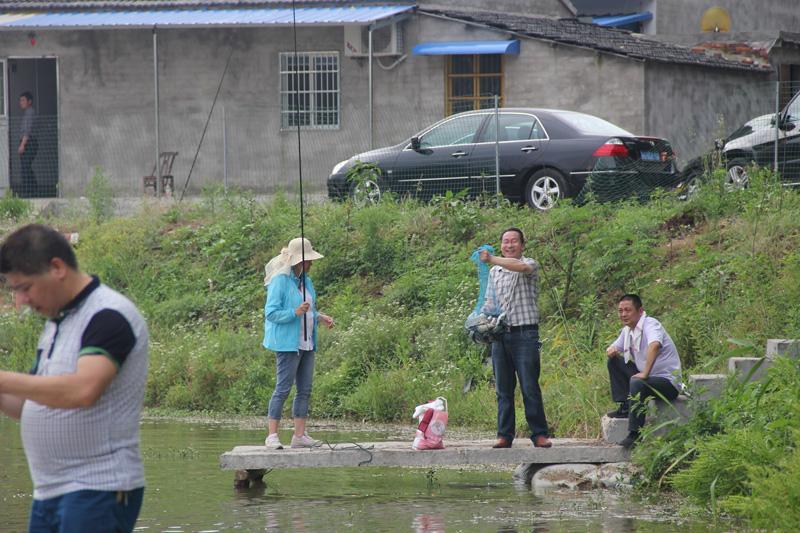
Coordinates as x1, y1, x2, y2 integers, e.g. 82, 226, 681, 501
554, 111, 633, 137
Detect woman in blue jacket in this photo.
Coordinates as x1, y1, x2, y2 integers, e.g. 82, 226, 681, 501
263, 237, 333, 449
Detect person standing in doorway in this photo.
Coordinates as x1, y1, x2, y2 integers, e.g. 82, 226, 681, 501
479, 227, 552, 449
18, 91, 38, 197
0, 224, 149, 532
262, 237, 334, 449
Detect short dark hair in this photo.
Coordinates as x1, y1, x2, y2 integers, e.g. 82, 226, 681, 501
19, 91, 33, 102
618, 293, 643, 310
0, 224, 78, 275
500, 227, 525, 244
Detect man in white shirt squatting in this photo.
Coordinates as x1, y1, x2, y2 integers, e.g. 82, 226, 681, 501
606, 294, 682, 449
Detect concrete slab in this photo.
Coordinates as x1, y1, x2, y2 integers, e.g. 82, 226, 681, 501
601, 416, 628, 444
766, 339, 800, 360
686, 373, 727, 402
728, 356, 771, 381
643, 395, 692, 437
220, 439, 630, 471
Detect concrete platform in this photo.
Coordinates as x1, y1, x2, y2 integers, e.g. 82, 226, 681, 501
729, 356, 771, 381
686, 374, 727, 402
766, 339, 800, 360
220, 439, 629, 471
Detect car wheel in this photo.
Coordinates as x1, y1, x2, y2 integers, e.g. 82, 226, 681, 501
350, 177, 382, 205
726, 158, 750, 190
680, 172, 703, 200
525, 169, 566, 210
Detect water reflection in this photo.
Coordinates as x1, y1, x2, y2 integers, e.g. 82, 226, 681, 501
0, 417, 724, 532
412, 513, 445, 533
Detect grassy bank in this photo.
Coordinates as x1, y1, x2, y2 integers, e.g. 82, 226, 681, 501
2, 170, 800, 527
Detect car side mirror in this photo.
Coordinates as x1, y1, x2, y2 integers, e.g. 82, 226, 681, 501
410, 136, 421, 151
779, 120, 796, 132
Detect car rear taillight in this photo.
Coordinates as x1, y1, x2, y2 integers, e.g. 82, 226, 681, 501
593, 138, 629, 157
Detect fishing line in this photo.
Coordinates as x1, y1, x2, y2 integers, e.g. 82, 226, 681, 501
179, 47, 235, 202
291, 0, 309, 340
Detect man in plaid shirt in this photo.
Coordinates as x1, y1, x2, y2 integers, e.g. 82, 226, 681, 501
480, 227, 552, 449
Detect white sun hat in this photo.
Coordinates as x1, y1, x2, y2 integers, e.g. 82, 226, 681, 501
263, 237, 323, 286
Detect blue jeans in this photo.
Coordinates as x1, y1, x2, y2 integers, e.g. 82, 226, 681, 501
29, 488, 144, 533
491, 327, 549, 441
268, 350, 315, 419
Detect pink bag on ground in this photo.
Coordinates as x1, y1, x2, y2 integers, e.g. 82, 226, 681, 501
412, 397, 448, 450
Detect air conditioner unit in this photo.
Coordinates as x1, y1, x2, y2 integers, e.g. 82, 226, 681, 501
344, 23, 403, 57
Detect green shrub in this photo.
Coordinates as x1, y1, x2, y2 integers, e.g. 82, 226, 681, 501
85, 166, 116, 223
0, 190, 32, 221
722, 440, 800, 530
0, 312, 42, 372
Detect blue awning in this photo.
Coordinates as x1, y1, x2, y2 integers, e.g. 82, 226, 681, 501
0, 6, 415, 29
593, 12, 652, 27
412, 40, 520, 56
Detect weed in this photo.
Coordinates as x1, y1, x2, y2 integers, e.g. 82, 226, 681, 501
85, 166, 116, 223
0, 190, 32, 221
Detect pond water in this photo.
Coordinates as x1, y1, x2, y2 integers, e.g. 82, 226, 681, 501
0, 416, 726, 532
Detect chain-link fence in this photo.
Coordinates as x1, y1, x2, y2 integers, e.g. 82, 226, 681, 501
4, 80, 800, 205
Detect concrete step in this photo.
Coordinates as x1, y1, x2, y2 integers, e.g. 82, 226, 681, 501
766, 339, 800, 360
648, 395, 692, 433
728, 356, 771, 381
601, 395, 692, 444
685, 373, 727, 402
601, 415, 628, 444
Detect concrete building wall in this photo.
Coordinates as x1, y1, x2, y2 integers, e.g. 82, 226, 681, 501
504, 39, 646, 134
655, 0, 800, 34
644, 62, 773, 162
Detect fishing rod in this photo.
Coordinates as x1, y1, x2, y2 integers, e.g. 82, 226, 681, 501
291, 0, 308, 341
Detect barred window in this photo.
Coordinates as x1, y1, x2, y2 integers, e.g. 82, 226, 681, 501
280, 52, 339, 130
445, 54, 504, 116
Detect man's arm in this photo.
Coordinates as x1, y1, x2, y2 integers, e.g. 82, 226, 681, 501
0, 355, 117, 409
17, 135, 28, 155
607, 330, 625, 357
479, 250, 534, 273
0, 393, 25, 420
633, 341, 662, 379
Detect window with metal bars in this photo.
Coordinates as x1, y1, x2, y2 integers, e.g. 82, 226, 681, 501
280, 52, 340, 130
445, 54, 504, 116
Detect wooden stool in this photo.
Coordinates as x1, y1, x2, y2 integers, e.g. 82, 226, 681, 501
143, 152, 178, 196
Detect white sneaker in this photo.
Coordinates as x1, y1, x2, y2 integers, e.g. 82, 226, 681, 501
265, 433, 283, 449
290, 433, 321, 448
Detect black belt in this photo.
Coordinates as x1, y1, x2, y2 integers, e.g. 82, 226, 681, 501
508, 324, 538, 332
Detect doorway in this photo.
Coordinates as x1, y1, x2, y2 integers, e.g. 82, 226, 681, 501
7, 57, 58, 198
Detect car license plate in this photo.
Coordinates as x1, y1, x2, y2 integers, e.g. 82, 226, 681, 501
640, 151, 660, 161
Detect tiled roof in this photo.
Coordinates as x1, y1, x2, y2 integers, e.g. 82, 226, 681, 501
689, 41, 772, 68
0, 0, 389, 10
422, 8, 772, 73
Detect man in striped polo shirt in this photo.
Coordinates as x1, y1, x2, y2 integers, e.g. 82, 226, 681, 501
480, 227, 552, 449
0, 224, 148, 533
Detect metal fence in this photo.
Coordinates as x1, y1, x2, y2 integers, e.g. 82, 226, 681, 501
4, 80, 800, 206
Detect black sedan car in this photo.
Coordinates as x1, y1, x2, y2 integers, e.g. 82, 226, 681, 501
327, 108, 678, 210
